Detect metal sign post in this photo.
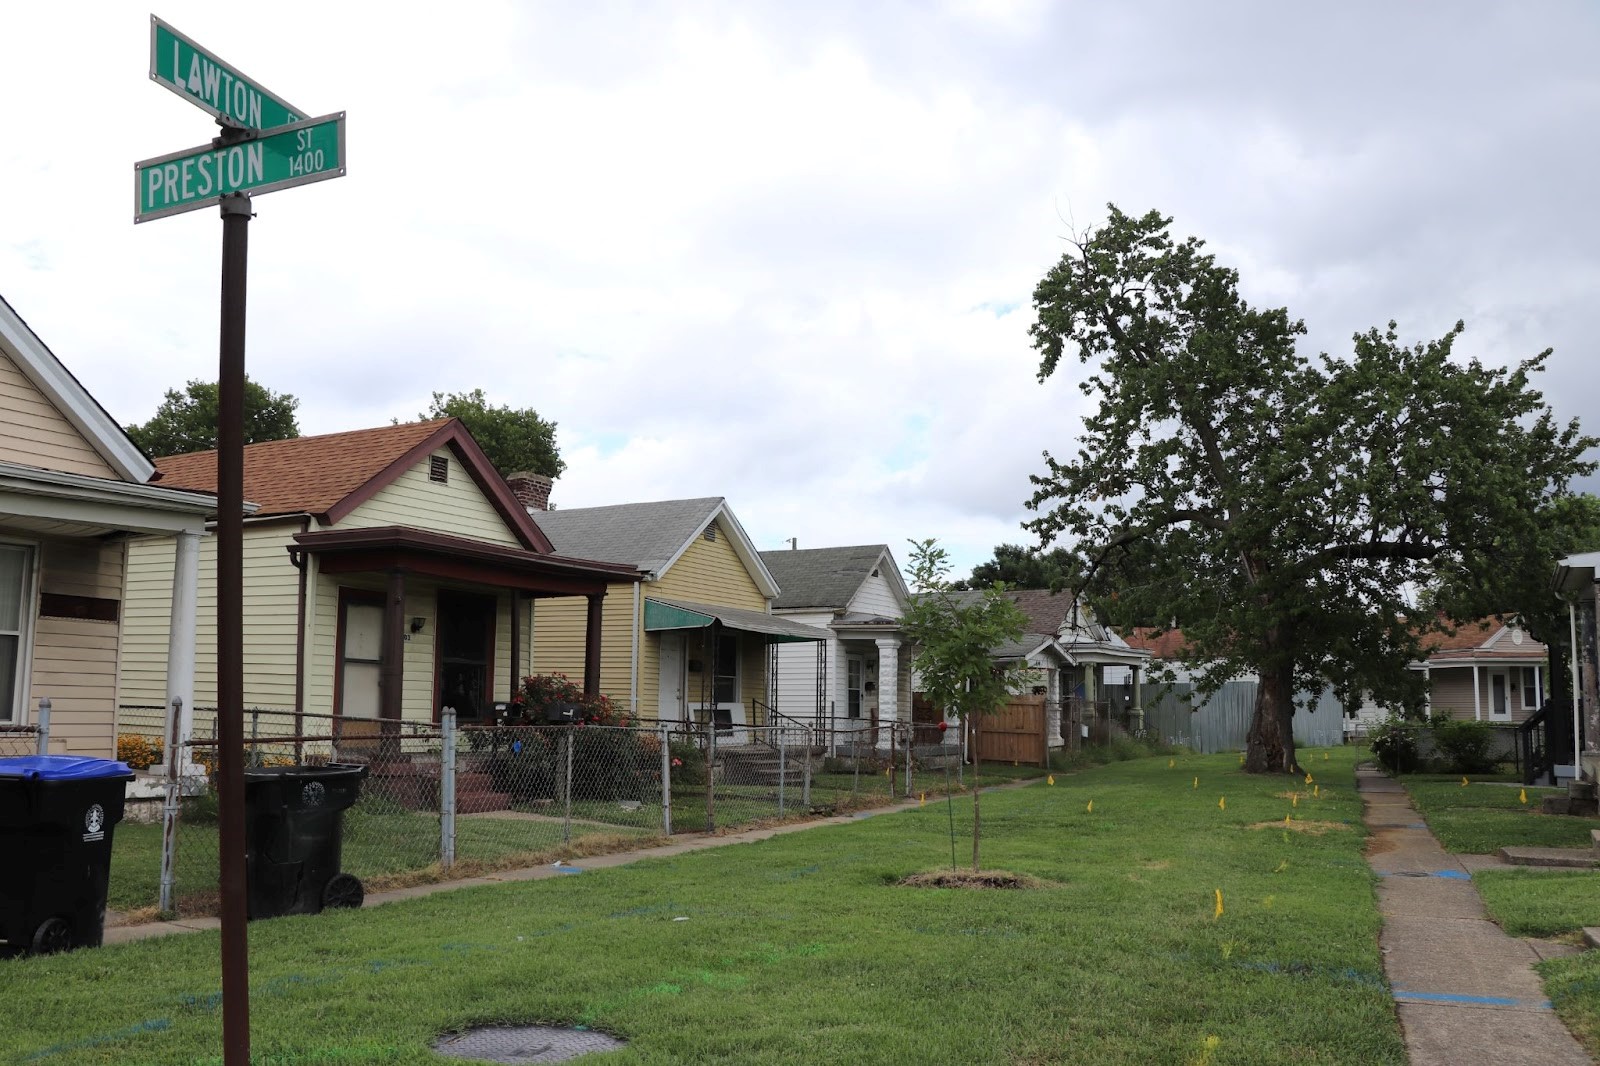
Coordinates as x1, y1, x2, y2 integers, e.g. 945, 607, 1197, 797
136, 17, 346, 1066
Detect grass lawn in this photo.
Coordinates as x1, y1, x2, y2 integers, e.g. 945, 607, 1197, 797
0, 746, 1406, 1065
1401, 776, 1589, 853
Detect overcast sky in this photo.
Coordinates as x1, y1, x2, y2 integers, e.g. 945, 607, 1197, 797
3, 2, 1596, 580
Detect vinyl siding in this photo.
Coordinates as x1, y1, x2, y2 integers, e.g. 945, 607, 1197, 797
651, 523, 767, 611
847, 568, 902, 619
529, 588, 636, 715
27, 537, 125, 755
120, 523, 302, 716
1428, 664, 1545, 723
338, 448, 521, 546
0, 350, 117, 478
773, 611, 833, 719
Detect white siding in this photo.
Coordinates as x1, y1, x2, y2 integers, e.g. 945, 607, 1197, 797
772, 610, 834, 719
846, 567, 903, 619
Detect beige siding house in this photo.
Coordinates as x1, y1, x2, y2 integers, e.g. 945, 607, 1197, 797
1413, 618, 1549, 725
526, 496, 828, 728
120, 420, 637, 739
0, 295, 215, 757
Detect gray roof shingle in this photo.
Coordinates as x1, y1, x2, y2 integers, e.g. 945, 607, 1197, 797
529, 497, 723, 572
760, 545, 888, 610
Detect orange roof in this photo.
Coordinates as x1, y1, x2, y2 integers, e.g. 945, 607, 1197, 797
156, 420, 452, 518
1417, 618, 1499, 654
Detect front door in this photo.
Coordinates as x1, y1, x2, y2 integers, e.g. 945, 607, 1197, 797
1489, 671, 1511, 722
437, 591, 495, 722
336, 592, 383, 720
659, 631, 686, 721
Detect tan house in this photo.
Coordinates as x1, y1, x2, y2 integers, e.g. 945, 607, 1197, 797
118, 419, 637, 741
1413, 618, 1548, 724
524, 496, 829, 728
0, 295, 215, 756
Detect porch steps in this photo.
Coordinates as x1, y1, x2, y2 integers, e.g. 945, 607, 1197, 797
1540, 779, 1598, 817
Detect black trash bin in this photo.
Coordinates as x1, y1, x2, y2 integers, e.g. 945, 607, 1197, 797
244, 763, 368, 920
0, 754, 135, 956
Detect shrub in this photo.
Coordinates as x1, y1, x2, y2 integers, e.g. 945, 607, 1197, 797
1368, 715, 1422, 773
1431, 718, 1499, 775
117, 734, 163, 770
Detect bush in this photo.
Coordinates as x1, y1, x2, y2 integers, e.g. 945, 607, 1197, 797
1431, 718, 1499, 775
1368, 715, 1422, 773
117, 734, 163, 770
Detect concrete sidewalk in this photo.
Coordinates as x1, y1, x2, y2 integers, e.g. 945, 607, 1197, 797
1359, 766, 1594, 1065
104, 779, 1023, 946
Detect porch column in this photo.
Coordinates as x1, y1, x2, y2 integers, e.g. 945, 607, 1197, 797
165, 529, 201, 751
876, 637, 901, 728
1472, 664, 1481, 721
381, 569, 406, 721
830, 635, 847, 725
509, 590, 522, 699
584, 593, 604, 696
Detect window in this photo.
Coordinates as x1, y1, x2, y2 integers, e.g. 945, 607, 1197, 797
1523, 667, 1541, 710
0, 544, 32, 723
713, 632, 738, 704
847, 658, 863, 718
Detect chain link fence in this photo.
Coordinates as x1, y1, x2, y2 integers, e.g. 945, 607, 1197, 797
109, 705, 998, 920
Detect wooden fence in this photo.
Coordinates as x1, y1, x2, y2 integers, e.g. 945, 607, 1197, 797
972, 695, 1048, 767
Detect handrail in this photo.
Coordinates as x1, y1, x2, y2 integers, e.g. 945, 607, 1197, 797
749, 699, 814, 747
1517, 702, 1552, 787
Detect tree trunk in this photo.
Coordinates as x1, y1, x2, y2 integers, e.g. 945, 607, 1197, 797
1244, 661, 1301, 775
971, 715, 982, 871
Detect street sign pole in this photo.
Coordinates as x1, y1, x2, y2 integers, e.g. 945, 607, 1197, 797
215, 180, 252, 1066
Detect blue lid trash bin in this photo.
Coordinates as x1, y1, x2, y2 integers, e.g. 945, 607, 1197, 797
0, 755, 135, 956
244, 763, 368, 920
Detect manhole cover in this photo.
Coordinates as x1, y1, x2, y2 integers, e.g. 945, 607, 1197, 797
434, 1025, 626, 1064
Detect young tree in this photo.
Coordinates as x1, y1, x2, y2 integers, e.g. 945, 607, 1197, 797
901, 538, 1030, 870
126, 377, 300, 456
1026, 206, 1595, 775
953, 543, 1079, 591
423, 389, 565, 478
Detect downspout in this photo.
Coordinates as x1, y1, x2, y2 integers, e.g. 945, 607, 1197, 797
1472, 663, 1481, 721
1572, 601, 1582, 769
293, 518, 308, 723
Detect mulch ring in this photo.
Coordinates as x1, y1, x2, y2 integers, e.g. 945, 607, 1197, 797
899, 869, 1051, 890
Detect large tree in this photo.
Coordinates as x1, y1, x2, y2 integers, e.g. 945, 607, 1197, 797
901, 538, 1029, 870
423, 389, 564, 478
953, 543, 1078, 591
126, 377, 300, 457
1025, 206, 1595, 775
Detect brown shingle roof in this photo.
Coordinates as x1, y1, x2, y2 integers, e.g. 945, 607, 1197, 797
1417, 618, 1498, 654
156, 420, 452, 518
1125, 627, 1192, 659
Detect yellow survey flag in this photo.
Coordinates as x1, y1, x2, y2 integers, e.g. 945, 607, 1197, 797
1313, 784, 1320, 798
1461, 776, 1469, 787
1292, 793, 1298, 807
1304, 772, 1313, 785
1048, 775, 1055, 786
1218, 795, 1226, 811
1169, 758, 1175, 768
1086, 799, 1093, 813
1274, 860, 1287, 873
1193, 776, 1199, 789
1284, 813, 1292, 827
1520, 789, 1528, 805
1214, 889, 1224, 919
919, 792, 925, 806
1323, 751, 1329, 761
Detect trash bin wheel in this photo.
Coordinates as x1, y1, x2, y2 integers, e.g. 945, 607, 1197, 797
322, 872, 363, 911
30, 917, 72, 955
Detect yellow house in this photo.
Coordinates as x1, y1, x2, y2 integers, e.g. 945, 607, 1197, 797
525, 496, 829, 728
119, 419, 637, 742
0, 295, 215, 756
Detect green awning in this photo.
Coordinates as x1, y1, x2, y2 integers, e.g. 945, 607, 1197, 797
643, 596, 829, 644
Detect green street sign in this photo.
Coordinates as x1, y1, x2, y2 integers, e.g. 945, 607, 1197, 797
149, 15, 307, 130
134, 112, 346, 223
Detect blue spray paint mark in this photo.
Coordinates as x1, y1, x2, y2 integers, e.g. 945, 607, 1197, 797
1430, 869, 1471, 880
556, 866, 584, 875
1393, 988, 1549, 1008
21, 1018, 172, 1061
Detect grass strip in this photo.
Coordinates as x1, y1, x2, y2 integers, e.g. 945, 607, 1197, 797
1, 747, 1404, 1065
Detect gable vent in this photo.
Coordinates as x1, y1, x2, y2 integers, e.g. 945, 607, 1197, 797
703, 524, 717, 542
429, 455, 449, 483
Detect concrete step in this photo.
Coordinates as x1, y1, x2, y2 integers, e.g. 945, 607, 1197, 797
1499, 845, 1599, 869
456, 789, 514, 814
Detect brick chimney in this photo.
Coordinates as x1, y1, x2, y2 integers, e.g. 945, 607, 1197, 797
505, 472, 553, 511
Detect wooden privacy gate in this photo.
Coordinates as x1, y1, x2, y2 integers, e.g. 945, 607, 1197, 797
971, 695, 1048, 767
